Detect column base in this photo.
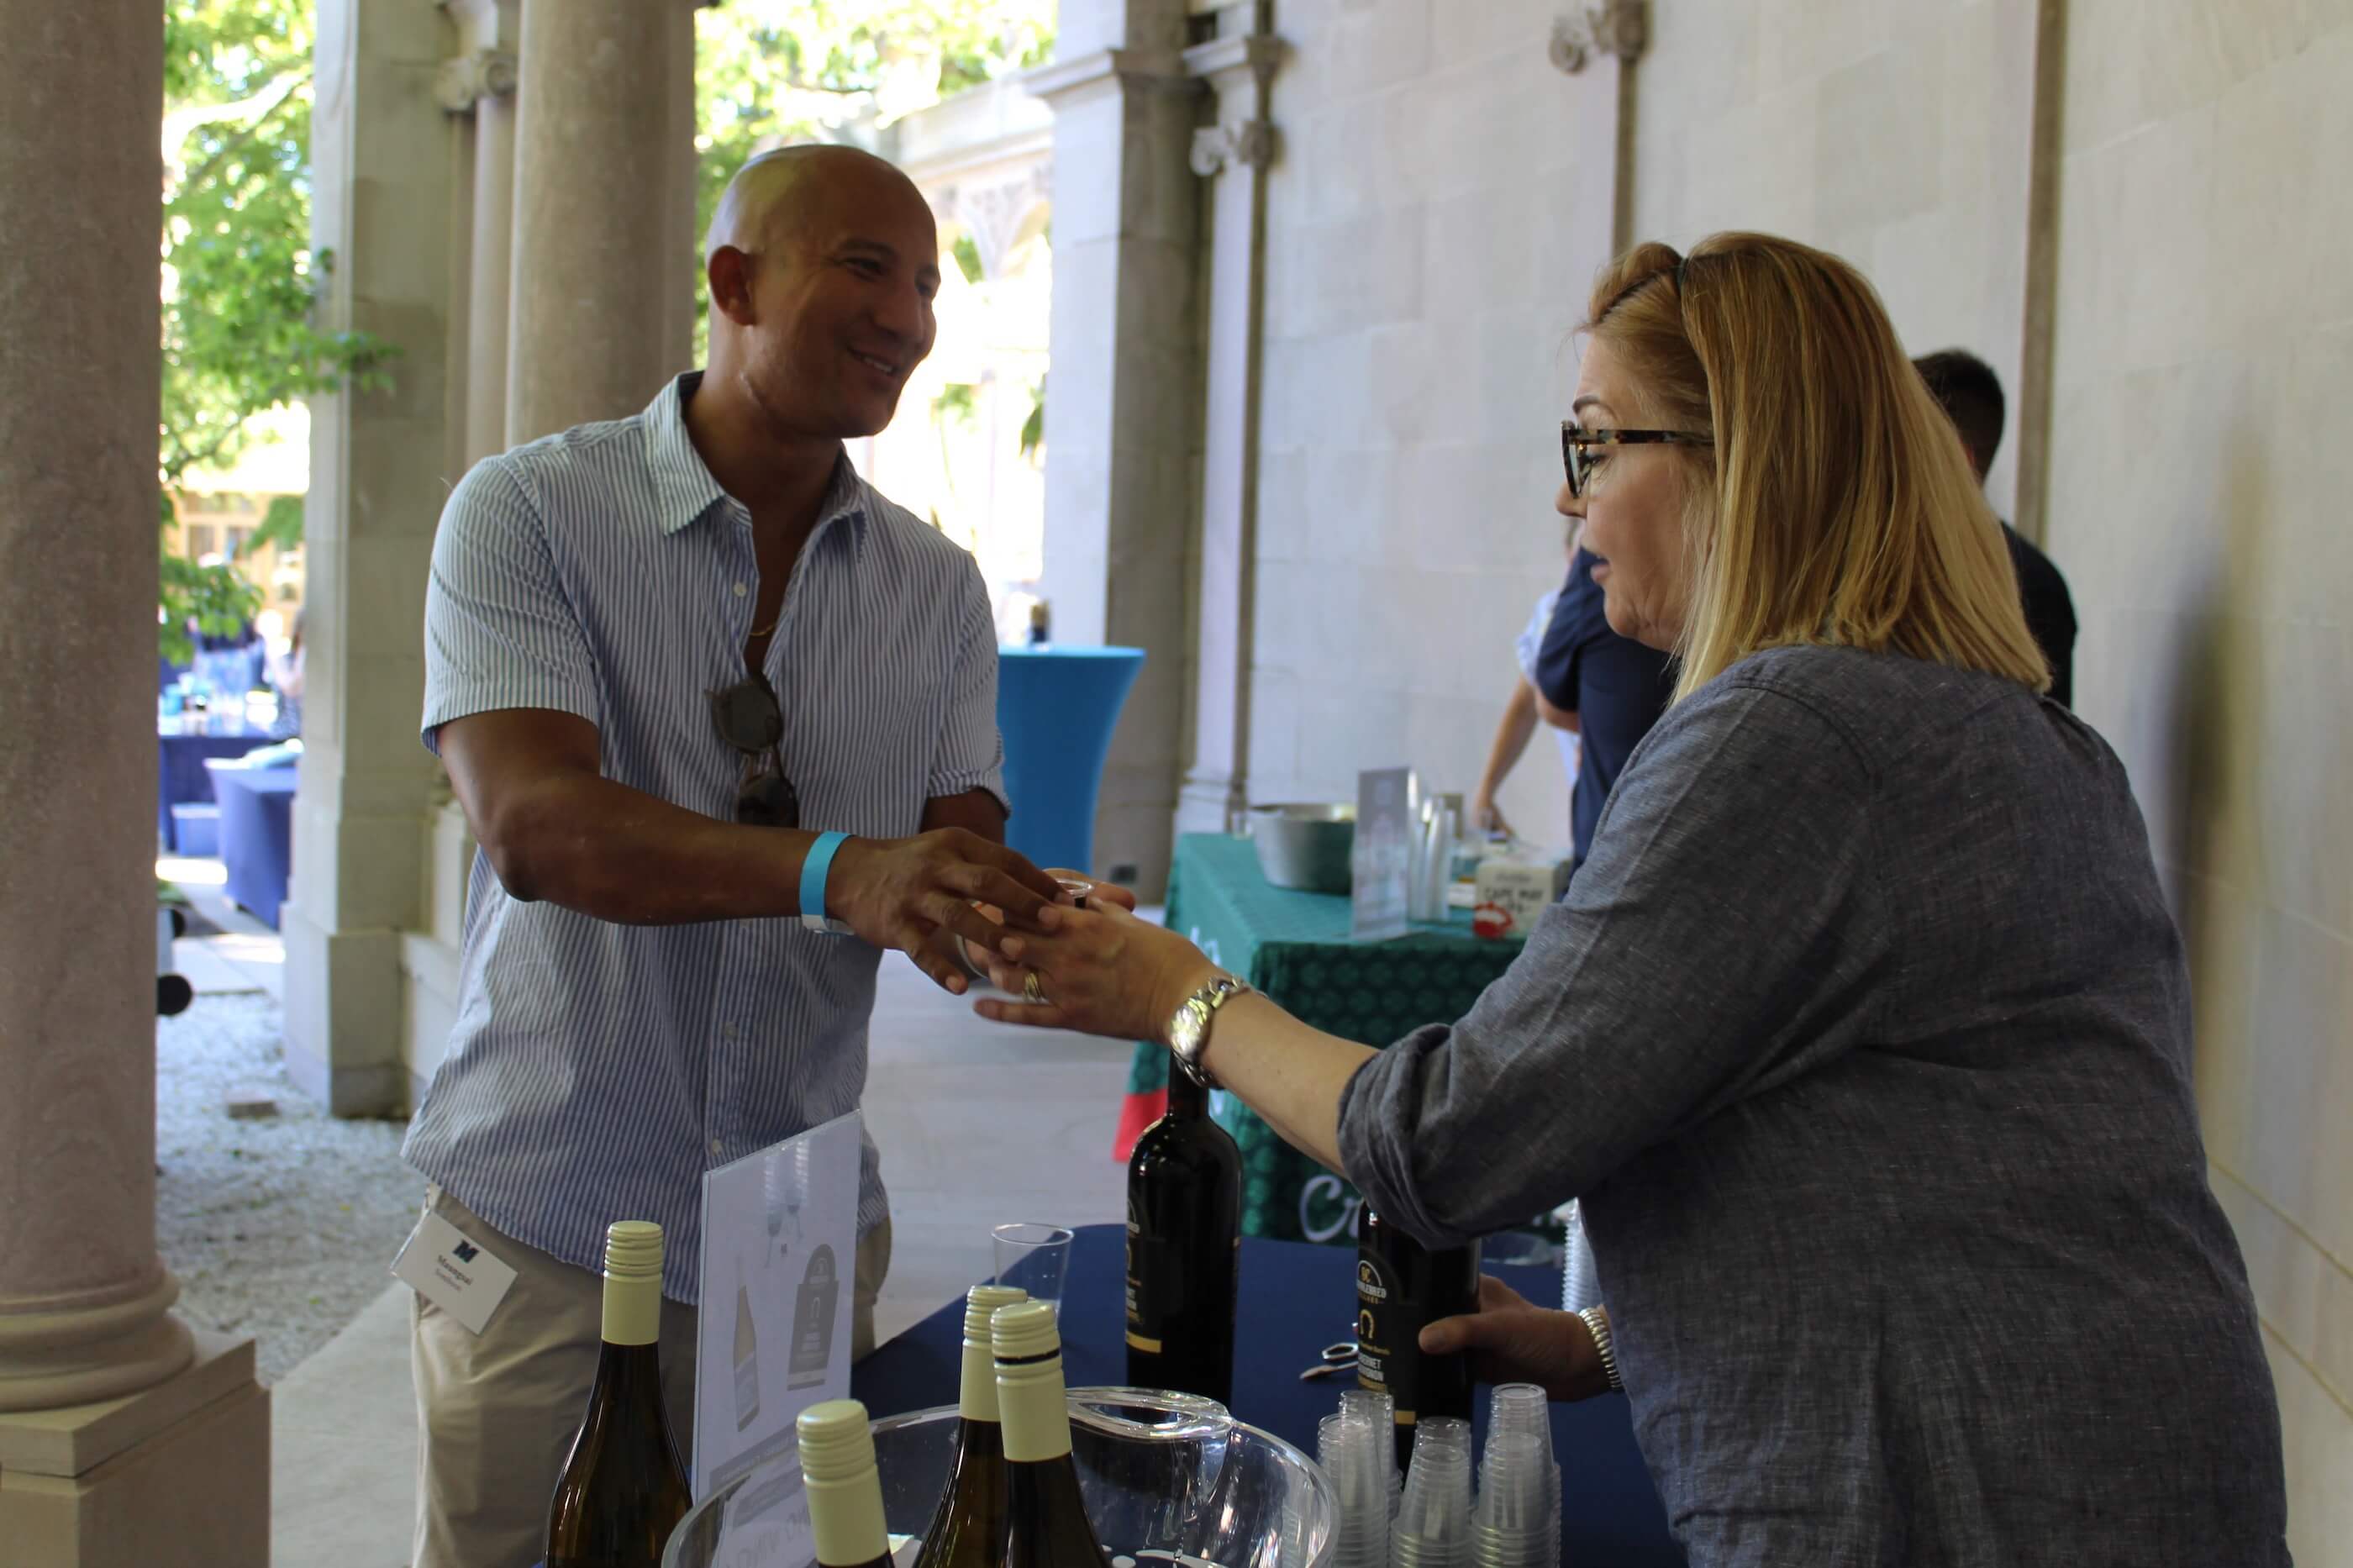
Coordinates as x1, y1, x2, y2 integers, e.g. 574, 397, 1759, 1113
281, 900, 408, 1117
0, 1331, 269, 1568
1174, 770, 1247, 838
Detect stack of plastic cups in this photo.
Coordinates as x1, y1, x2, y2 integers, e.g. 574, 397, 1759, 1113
1487, 1385, 1561, 1568
1339, 1387, 1403, 1517
1320, 1409, 1394, 1568
1392, 1415, 1474, 1567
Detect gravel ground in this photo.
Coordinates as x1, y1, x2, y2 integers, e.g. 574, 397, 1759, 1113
156, 992, 422, 1386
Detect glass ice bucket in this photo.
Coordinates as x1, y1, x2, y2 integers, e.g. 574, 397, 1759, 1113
664, 1387, 1334, 1568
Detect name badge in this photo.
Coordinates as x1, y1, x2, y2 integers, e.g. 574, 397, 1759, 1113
392, 1210, 519, 1334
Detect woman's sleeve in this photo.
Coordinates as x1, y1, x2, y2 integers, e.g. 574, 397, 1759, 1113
1337, 681, 1890, 1246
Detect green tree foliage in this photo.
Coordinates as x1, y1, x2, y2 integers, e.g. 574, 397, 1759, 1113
159, 0, 395, 662
692, 0, 1054, 354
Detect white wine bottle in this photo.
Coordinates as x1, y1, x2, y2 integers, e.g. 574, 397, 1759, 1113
913, 1283, 1029, 1568
992, 1300, 1112, 1568
732, 1255, 761, 1430
545, 1220, 692, 1568
800, 1399, 897, 1568
1124, 1050, 1240, 1403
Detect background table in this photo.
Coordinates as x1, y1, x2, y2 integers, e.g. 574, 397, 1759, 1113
155, 718, 273, 850
207, 763, 297, 929
995, 645, 1145, 879
851, 1223, 1682, 1566
1119, 834, 1528, 1244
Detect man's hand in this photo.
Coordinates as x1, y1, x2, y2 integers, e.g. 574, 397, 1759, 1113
1471, 792, 1512, 837
1416, 1276, 1612, 1402
826, 830, 1064, 993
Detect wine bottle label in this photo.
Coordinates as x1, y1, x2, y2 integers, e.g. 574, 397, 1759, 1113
1124, 1223, 1175, 1353
1355, 1251, 1408, 1420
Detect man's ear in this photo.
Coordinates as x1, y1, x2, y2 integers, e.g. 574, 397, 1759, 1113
708, 245, 758, 327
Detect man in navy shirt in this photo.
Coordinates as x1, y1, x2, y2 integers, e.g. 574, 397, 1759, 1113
1534, 546, 1676, 867
1914, 350, 2078, 706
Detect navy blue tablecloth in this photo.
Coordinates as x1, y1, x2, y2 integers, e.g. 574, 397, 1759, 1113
156, 720, 273, 851
850, 1223, 1682, 1566
995, 646, 1145, 878
208, 763, 296, 929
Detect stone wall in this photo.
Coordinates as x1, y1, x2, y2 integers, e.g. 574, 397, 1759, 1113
1252, 0, 1597, 843
2044, 4, 2353, 1555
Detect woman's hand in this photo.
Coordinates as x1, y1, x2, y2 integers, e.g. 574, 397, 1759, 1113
973, 901, 1223, 1043
1416, 1276, 1613, 1402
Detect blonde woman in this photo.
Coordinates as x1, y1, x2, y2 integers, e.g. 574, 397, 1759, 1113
982, 234, 2288, 1565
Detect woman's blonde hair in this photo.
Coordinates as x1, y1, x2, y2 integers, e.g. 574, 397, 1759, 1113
1583, 232, 2049, 702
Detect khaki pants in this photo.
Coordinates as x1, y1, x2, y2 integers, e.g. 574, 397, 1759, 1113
409, 1185, 892, 1568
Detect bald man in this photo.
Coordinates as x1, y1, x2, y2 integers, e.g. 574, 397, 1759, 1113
404, 145, 1095, 1566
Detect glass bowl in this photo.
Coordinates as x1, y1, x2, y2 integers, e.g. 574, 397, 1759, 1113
664, 1387, 1334, 1567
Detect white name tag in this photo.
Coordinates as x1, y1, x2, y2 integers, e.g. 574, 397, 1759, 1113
392, 1210, 519, 1334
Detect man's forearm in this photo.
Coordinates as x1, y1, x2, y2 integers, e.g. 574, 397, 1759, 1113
487, 770, 813, 924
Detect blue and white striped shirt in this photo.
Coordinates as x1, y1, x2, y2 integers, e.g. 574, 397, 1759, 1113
406, 372, 1006, 1302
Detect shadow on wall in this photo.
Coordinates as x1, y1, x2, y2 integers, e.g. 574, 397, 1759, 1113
2164, 427, 2269, 1080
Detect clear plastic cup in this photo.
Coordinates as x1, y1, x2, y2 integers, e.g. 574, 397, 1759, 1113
989, 1223, 1073, 1320
1392, 1416, 1473, 1568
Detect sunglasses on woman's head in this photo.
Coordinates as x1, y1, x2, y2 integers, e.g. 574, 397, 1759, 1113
1560, 424, 1713, 497
708, 673, 800, 829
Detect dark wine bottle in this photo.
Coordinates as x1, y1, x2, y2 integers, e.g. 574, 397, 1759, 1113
799, 1398, 897, 1568
1124, 1051, 1241, 1403
1354, 1205, 1482, 1469
913, 1283, 1029, 1568
545, 1220, 693, 1568
992, 1300, 1113, 1568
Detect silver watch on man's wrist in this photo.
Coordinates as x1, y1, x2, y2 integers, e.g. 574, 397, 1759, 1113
1166, 975, 1253, 1089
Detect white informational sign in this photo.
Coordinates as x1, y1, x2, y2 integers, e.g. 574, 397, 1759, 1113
694, 1108, 863, 1532
1350, 766, 1415, 943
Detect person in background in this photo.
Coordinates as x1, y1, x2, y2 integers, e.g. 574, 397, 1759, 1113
974, 232, 2287, 1567
1531, 539, 1674, 870
1470, 524, 1582, 840
264, 608, 304, 738
1913, 349, 2078, 706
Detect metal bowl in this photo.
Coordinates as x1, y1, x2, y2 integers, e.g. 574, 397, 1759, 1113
1245, 802, 1356, 894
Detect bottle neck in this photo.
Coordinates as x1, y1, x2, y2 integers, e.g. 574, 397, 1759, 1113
603, 1271, 661, 1347
1163, 1052, 1208, 1119
958, 1331, 1002, 1423
996, 1354, 1073, 1464
808, 1461, 892, 1567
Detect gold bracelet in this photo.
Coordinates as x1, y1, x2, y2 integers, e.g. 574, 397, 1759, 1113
1576, 1305, 1623, 1392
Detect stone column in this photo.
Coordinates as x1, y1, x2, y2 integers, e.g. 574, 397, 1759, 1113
0, 0, 268, 1558
1024, 0, 1203, 897
282, 0, 461, 1114
441, 0, 522, 469
1172, 8, 1281, 839
505, 0, 702, 443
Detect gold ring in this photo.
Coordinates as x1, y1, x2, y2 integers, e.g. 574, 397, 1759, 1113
1022, 971, 1045, 1004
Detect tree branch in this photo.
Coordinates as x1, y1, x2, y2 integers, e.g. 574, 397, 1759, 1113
168, 70, 309, 200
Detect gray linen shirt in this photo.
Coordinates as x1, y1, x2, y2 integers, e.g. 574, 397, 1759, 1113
1339, 645, 2288, 1567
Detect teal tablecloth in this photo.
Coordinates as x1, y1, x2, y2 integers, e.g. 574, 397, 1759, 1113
1119, 834, 1527, 1244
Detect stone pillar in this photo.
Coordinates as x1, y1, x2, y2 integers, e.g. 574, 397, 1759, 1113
0, 0, 269, 1558
441, 0, 522, 469
1025, 0, 1203, 896
505, 0, 702, 443
283, 0, 461, 1114
1172, 8, 1281, 839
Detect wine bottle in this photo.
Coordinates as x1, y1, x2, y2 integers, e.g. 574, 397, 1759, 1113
1355, 1205, 1482, 1468
545, 1220, 693, 1568
992, 1300, 1112, 1567
732, 1255, 761, 1431
799, 1398, 897, 1568
913, 1283, 1029, 1568
1124, 1050, 1240, 1403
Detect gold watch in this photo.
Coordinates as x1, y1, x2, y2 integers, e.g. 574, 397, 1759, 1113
1166, 975, 1252, 1089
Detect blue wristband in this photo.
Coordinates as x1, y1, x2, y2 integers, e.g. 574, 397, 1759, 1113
799, 831, 852, 935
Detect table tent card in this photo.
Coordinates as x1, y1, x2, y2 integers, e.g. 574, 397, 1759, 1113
692, 1108, 864, 1564
1350, 766, 1415, 943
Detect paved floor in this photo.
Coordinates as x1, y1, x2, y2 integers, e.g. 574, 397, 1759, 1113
233, 903, 1136, 1565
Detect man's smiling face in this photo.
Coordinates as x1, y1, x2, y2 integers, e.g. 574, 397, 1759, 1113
737, 163, 940, 442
